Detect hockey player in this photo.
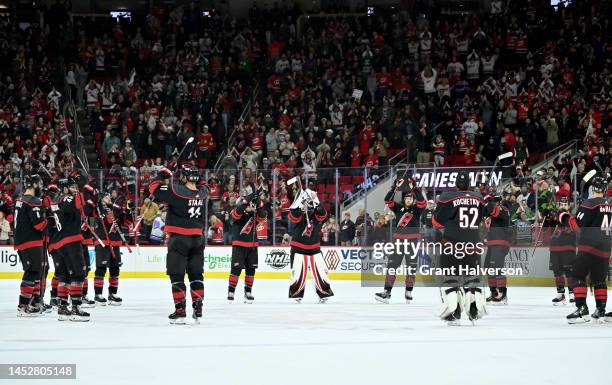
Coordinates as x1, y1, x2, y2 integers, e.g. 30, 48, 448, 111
42, 183, 61, 309
433, 172, 487, 325
13, 174, 48, 316
375, 177, 426, 304
549, 197, 575, 305
558, 176, 612, 323
48, 177, 89, 322
92, 193, 126, 306
228, 192, 267, 303
288, 187, 333, 302
80, 183, 97, 307
149, 164, 207, 324
483, 194, 511, 304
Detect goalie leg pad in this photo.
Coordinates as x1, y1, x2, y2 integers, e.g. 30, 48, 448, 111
464, 287, 487, 320
439, 286, 464, 320
289, 253, 308, 299
310, 253, 333, 298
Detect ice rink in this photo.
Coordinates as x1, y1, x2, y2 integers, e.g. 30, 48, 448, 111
1, 279, 611, 385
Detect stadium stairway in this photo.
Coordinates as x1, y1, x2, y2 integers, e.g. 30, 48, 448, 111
77, 110, 100, 170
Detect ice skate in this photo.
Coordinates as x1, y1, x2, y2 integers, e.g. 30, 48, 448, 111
486, 290, 498, 303
375, 289, 391, 304
318, 297, 328, 304
569, 292, 575, 303
108, 294, 122, 306
49, 298, 58, 309
227, 291, 235, 302
42, 303, 53, 313
29, 302, 43, 314
244, 291, 254, 304
444, 307, 462, 326
405, 289, 413, 304
567, 306, 590, 324
94, 295, 107, 306
169, 309, 186, 325
552, 293, 566, 306
604, 312, 612, 323
192, 302, 203, 323
496, 292, 508, 305
57, 305, 71, 321
17, 304, 40, 318
591, 307, 606, 323
81, 296, 96, 308
69, 306, 90, 322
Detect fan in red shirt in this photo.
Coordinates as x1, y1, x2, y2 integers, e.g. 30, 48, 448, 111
363, 149, 379, 169
251, 129, 264, 153
359, 125, 374, 155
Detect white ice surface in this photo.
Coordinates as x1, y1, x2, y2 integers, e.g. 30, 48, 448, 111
1, 279, 611, 385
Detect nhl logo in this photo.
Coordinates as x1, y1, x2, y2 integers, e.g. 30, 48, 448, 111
265, 250, 290, 270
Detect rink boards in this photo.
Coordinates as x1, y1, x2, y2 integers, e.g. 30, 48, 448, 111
0, 245, 570, 286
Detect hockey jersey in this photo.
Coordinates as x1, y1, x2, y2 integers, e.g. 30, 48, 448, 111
49, 193, 85, 251
230, 200, 267, 247
13, 194, 48, 251
385, 188, 426, 239
485, 201, 511, 248
433, 190, 486, 244
550, 217, 576, 256
150, 181, 207, 236
289, 206, 327, 255
564, 197, 612, 258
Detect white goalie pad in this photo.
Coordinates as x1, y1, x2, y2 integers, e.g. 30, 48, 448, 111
463, 289, 488, 319
439, 287, 464, 320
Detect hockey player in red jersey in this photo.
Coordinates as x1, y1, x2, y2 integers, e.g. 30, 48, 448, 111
92, 193, 128, 306
433, 172, 487, 325
48, 177, 90, 322
228, 192, 267, 303
548, 197, 575, 305
558, 176, 612, 323
374, 177, 426, 304
483, 194, 511, 304
288, 186, 333, 302
13, 174, 48, 317
149, 164, 207, 324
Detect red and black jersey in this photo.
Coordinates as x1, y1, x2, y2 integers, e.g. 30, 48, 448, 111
150, 180, 207, 236
81, 185, 98, 246
288, 206, 327, 255
385, 188, 426, 239
564, 197, 612, 258
94, 201, 127, 246
13, 194, 47, 251
550, 217, 576, 256
230, 200, 267, 247
486, 202, 511, 248
433, 190, 486, 244
49, 193, 85, 251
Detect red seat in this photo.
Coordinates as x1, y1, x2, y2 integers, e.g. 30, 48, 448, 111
352, 176, 364, 184
340, 184, 353, 193
323, 202, 332, 213
325, 184, 336, 194
316, 184, 325, 193
339, 176, 351, 184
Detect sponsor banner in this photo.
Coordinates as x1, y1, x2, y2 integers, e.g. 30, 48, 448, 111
0, 246, 559, 282
410, 167, 504, 189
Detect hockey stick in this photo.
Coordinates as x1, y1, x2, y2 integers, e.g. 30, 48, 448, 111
484, 151, 513, 186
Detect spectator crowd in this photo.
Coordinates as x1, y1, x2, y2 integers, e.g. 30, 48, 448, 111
0, 0, 609, 246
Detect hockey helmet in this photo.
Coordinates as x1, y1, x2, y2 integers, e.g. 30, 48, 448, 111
455, 171, 470, 191
22, 174, 42, 189
591, 176, 607, 194
181, 164, 200, 183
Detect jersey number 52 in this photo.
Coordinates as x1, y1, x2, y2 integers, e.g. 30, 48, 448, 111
459, 207, 479, 229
